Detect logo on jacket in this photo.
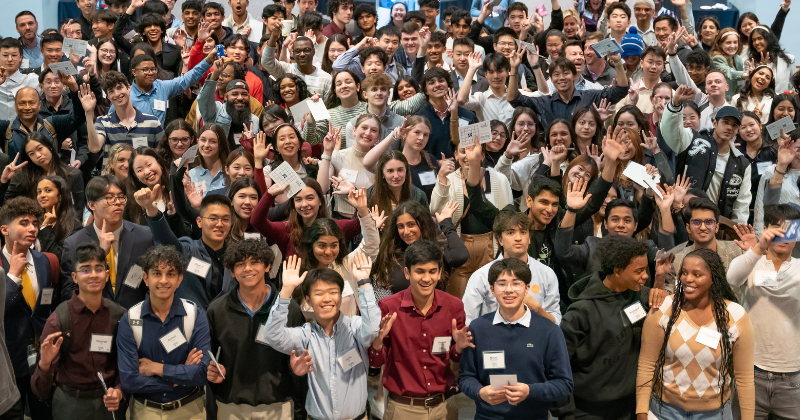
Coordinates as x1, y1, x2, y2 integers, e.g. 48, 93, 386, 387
688, 138, 711, 156
729, 174, 742, 186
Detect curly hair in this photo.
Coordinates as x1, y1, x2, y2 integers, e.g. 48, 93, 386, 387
327, 0, 354, 18
596, 234, 650, 276
158, 119, 197, 164
735, 66, 776, 110
273, 74, 310, 107
136, 14, 167, 41
748, 27, 792, 68
141, 245, 186, 274
392, 75, 420, 101
298, 218, 347, 271
0, 197, 44, 226
102, 143, 135, 177
223, 238, 275, 271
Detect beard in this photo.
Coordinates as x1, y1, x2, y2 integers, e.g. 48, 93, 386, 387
226, 101, 251, 126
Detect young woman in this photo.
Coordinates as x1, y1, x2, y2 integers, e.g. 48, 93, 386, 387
35, 176, 80, 256
158, 119, 196, 165
225, 147, 255, 182
710, 29, 745, 102
747, 27, 795, 93
732, 65, 776, 124
562, 154, 598, 192
737, 6, 789, 58
571, 106, 604, 157
4, 134, 84, 215
114, 11, 181, 75
698, 16, 720, 52
125, 147, 187, 236
736, 111, 777, 224
102, 143, 134, 183
393, 76, 420, 102
580, 0, 605, 33
484, 120, 510, 168
274, 74, 311, 129
636, 248, 754, 419
371, 200, 468, 299
189, 123, 230, 196
307, 70, 366, 148
321, 34, 349, 74
367, 150, 428, 218
387, 2, 407, 29
590, 184, 620, 238
259, 104, 291, 138
494, 108, 544, 207
765, 93, 800, 126
265, 124, 319, 204
81, 40, 127, 115
682, 101, 702, 131
534, 119, 581, 178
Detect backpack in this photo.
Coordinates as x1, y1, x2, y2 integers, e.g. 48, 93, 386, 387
5, 119, 57, 152
127, 299, 197, 348
55, 298, 126, 358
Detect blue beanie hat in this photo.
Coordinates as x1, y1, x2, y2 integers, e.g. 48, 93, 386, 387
620, 27, 645, 58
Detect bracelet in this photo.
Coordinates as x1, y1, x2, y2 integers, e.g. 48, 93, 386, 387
321, 153, 332, 161
509, 73, 518, 76
531, 64, 540, 70
775, 168, 787, 175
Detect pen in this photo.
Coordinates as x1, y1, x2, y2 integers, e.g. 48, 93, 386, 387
209, 348, 225, 380
97, 372, 116, 420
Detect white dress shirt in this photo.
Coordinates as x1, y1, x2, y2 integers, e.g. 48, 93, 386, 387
2, 246, 39, 296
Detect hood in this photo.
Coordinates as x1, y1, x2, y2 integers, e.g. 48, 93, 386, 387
568, 272, 620, 301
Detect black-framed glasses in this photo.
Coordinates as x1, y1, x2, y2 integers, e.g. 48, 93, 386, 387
690, 219, 716, 228
102, 195, 127, 205
169, 137, 192, 144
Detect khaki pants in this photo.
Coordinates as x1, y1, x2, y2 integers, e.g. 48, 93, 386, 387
216, 401, 293, 420
383, 399, 447, 420
447, 232, 494, 299
131, 396, 204, 420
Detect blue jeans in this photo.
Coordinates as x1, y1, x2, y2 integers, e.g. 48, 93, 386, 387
649, 394, 732, 420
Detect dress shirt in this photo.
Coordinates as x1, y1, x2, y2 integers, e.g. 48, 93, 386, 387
188, 165, 226, 196
31, 294, 121, 397
22, 36, 43, 69
511, 83, 628, 129
581, 62, 617, 87
127, 59, 212, 125
545, 76, 604, 95
264, 285, 380, 420
385, 60, 400, 84
221, 13, 264, 43
492, 307, 532, 326
461, 88, 515, 127
0, 69, 39, 121
92, 222, 123, 266
322, 22, 351, 44
368, 288, 466, 397
2, 246, 39, 296
117, 296, 210, 402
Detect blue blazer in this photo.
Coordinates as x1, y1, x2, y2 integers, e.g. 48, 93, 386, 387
2, 250, 53, 378
60, 221, 153, 309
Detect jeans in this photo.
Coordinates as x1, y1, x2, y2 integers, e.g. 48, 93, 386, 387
753, 367, 800, 420
649, 394, 732, 420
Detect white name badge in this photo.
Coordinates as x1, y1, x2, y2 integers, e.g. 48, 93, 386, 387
195, 181, 207, 194
458, 118, 469, 127
482, 350, 506, 369
432, 336, 451, 354
342, 280, 354, 297
124, 264, 144, 288
159, 327, 188, 353
623, 302, 647, 324
419, 171, 436, 186
695, 326, 722, 349
339, 168, 358, 183
338, 347, 362, 372
233, 133, 242, 145
187, 257, 212, 278
21, 58, 30, 68
756, 161, 771, 176
90, 334, 113, 353
40, 288, 54, 305
132, 137, 149, 148
153, 99, 167, 112
715, 159, 726, 174
754, 270, 778, 287
243, 232, 261, 240
255, 323, 269, 345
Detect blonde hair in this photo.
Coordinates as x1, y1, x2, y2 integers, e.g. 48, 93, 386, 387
563, 9, 580, 24
709, 28, 742, 67
102, 143, 135, 176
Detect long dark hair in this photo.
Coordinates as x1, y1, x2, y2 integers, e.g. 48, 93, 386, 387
17, 133, 72, 200
227, 176, 262, 242
545, 119, 580, 162
650, 248, 738, 409
370, 150, 412, 218
38, 175, 77, 243
510, 107, 544, 150
298, 218, 347, 271
748, 27, 792, 66
224, 146, 255, 186
735, 66, 776, 110
269, 123, 306, 171
94, 38, 123, 77
766, 93, 800, 126
288, 177, 329, 248
485, 119, 510, 166
392, 75, 420, 101
736, 12, 759, 44
125, 147, 171, 224
570, 105, 604, 149
612, 105, 649, 133
158, 119, 196, 164
322, 34, 349, 74
325, 70, 364, 109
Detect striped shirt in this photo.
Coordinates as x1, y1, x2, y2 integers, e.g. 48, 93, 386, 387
95, 108, 164, 160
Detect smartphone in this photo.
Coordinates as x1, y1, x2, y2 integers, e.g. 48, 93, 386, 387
536, 4, 548, 17
215, 45, 225, 59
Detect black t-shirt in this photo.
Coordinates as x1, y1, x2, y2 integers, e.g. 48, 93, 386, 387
409, 158, 439, 202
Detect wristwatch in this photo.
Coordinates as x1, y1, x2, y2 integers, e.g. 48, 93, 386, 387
564, 205, 579, 213
357, 278, 371, 287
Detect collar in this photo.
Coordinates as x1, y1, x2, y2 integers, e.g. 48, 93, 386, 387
21, 35, 41, 50
132, 81, 157, 97
70, 293, 109, 314
203, 241, 226, 262
141, 295, 187, 321
551, 87, 582, 103
492, 307, 531, 327
311, 310, 346, 336
110, 107, 143, 123
12, 116, 44, 133
7, 69, 27, 83
2, 245, 32, 266
399, 288, 441, 314
93, 221, 124, 246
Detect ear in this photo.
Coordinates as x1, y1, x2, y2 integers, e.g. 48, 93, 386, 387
142, 272, 149, 287
87, 201, 96, 212
176, 274, 184, 287
264, 264, 271, 274
71, 271, 78, 282
525, 195, 534, 209
403, 266, 410, 281
0, 225, 7, 237
196, 216, 203, 229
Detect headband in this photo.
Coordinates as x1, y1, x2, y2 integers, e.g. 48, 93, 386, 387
722, 31, 739, 40
751, 25, 771, 34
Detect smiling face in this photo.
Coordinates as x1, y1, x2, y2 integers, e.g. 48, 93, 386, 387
396, 79, 417, 100
97, 41, 117, 66
37, 179, 60, 210
679, 256, 712, 301
641, 53, 665, 80
73, 259, 108, 294
232, 256, 267, 288
231, 186, 258, 221
362, 54, 386, 76
526, 190, 560, 227
452, 44, 472, 72
396, 213, 421, 244
391, 3, 406, 21
143, 262, 183, 300
354, 118, 381, 149
182, 8, 200, 28
494, 35, 516, 58
293, 186, 322, 220
198, 203, 232, 242
546, 36, 563, 59
563, 16, 579, 38
721, 35, 739, 56
488, 126, 507, 152
564, 45, 585, 72
15, 88, 39, 124
198, 130, 220, 160
400, 31, 418, 55
615, 255, 649, 291
616, 111, 640, 132
567, 162, 592, 184
551, 66, 574, 92
334, 72, 359, 101
514, 113, 537, 138
751, 30, 768, 53
686, 208, 718, 245
133, 59, 157, 87
452, 18, 470, 39
133, 155, 162, 188
490, 270, 530, 311
279, 78, 298, 104
584, 39, 599, 65
293, 39, 315, 68
16, 15, 38, 42
227, 156, 253, 180
508, 10, 526, 33
25, 139, 52, 168
548, 122, 572, 148
405, 261, 441, 298
740, 17, 758, 38
0, 47, 22, 75
701, 20, 718, 43
634, 4, 654, 25
420, 5, 439, 27
774, 99, 796, 121
683, 106, 700, 130
144, 24, 163, 43
204, 8, 224, 29
313, 235, 340, 267
113, 151, 131, 181
275, 126, 300, 158
40, 72, 64, 103
654, 19, 673, 44
306, 279, 342, 320
705, 72, 728, 98
327, 41, 347, 63
750, 67, 773, 93
606, 205, 635, 236
738, 115, 761, 142
427, 41, 445, 63
42, 41, 63, 65
226, 39, 249, 64
168, 129, 192, 158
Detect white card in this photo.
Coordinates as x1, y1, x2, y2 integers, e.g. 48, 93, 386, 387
591, 38, 623, 57
132, 137, 149, 148
432, 336, 452, 354
90, 334, 113, 353
339, 168, 358, 183
695, 326, 722, 349
178, 144, 199, 168
70, 148, 77, 165
21, 58, 30, 68
63, 38, 88, 56
306, 99, 331, 120
288, 100, 311, 121
419, 171, 436, 186
124, 264, 143, 288
489, 374, 517, 390
458, 120, 492, 147
458, 118, 469, 128
342, 280, 354, 297
195, 180, 207, 194
754, 270, 778, 287
756, 161, 772, 176
623, 302, 647, 324
187, 257, 212, 278
244, 232, 261, 240
233, 133, 242, 145
123, 30, 138, 40
269, 161, 306, 198
482, 350, 506, 369
159, 327, 188, 353
255, 323, 269, 344
766, 116, 796, 140
153, 99, 167, 112
715, 158, 726, 173
49, 61, 78, 76
622, 161, 662, 198
40, 288, 53, 305
338, 347, 362, 372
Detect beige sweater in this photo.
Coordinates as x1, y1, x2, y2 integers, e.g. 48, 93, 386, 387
636, 296, 755, 419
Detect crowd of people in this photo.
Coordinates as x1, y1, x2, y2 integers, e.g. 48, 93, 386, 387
0, 0, 799, 419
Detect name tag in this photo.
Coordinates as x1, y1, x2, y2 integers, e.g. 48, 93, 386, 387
90, 334, 113, 353
754, 270, 778, 287
338, 347, 362, 372
695, 326, 722, 349
124, 264, 143, 288
40, 288, 54, 305
243, 232, 261, 240
623, 302, 647, 324
187, 257, 212, 278
715, 158, 726, 174
342, 280, 354, 297
159, 327, 188, 353
756, 161, 771, 176
458, 118, 469, 127
339, 168, 358, 184
233, 133, 242, 145
482, 350, 506, 369
153, 99, 167, 111
255, 323, 269, 345
132, 137, 149, 148
195, 181, 207, 194
21, 58, 30, 68
432, 336, 451, 354
419, 171, 436, 186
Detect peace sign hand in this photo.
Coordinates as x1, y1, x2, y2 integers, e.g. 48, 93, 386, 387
0, 153, 28, 183
323, 122, 343, 154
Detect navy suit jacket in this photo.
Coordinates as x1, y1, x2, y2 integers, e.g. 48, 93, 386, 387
60, 221, 153, 309
2, 250, 53, 378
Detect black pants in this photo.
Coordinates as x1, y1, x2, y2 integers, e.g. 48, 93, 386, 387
14, 373, 52, 420
574, 395, 636, 420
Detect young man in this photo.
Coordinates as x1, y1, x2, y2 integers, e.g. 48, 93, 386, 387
31, 244, 126, 419
37, 32, 66, 74
202, 2, 234, 46
460, 258, 573, 419
422, 31, 452, 72
450, 38, 489, 94
333, 26, 404, 83
557, 235, 668, 420
199, 74, 260, 147
15, 11, 41, 69
445, 10, 485, 65
368, 240, 473, 418
84, 71, 165, 159
727, 204, 800, 419
265, 254, 381, 419
323, 0, 354, 42
223, 0, 264, 43
298, 12, 329, 68
205, 240, 306, 419
667, 37, 728, 130
403, 11, 427, 28
60, 175, 154, 308
419, 0, 445, 34
263, 15, 332, 100
190, 33, 264, 104
620, 28, 645, 81
582, 32, 617, 86
663, 85, 751, 223
298, 0, 328, 27
546, 40, 604, 92
614, 46, 665, 114
417, 67, 479, 159
76, 0, 96, 40
633, 0, 657, 46
117, 245, 211, 419
604, 2, 631, 45
653, 14, 702, 64
395, 22, 420, 76
38, 68, 90, 168
90, 10, 118, 44
166, 1, 203, 47
139, 187, 235, 309
456, 52, 514, 126
0, 38, 40, 122
462, 210, 561, 325
683, 51, 711, 93
353, 3, 378, 44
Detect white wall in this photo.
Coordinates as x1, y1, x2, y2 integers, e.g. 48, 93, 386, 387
1, 0, 60, 39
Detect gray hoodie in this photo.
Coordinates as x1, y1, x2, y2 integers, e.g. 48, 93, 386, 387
0, 267, 21, 415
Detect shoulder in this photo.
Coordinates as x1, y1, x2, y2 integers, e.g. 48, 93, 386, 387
725, 300, 747, 324
470, 313, 494, 330
437, 290, 465, 310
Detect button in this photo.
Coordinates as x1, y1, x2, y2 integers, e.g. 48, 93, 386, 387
423, 333, 426, 336
427, 383, 430, 385
423, 349, 426, 353
423, 366, 427, 369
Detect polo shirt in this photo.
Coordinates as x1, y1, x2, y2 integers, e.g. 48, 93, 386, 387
94, 108, 164, 159
322, 22, 351, 44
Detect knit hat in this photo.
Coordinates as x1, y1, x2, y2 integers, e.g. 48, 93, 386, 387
620, 27, 645, 59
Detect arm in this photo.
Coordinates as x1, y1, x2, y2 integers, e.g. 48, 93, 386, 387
87, 115, 105, 154
362, 128, 401, 173
331, 46, 362, 75
388, 92, 427, 116
354, 284, 381, 347
145, 210, 184, 251
661, 96, 695, 153
197, 79, 218, 125
726, 248, 760, 288
440, 218, 470, 269
30, 318, 61, 399
711, 55, 745, 83
161, 310, 211, 386
526, 327, 573, 401
250, 191, 290, 256
771, 3, 790, 40
171, 165, 200, 222
117, 315, 179, 394
456, 54, 481, 106
53, 87, 87, 143
264, 297, 309, 354
112, 12, 134, 55
457, 335, 484, 402
635, 312, 664, 414
732, 165, 752, 224
462, 271, 490, 325
163, 54, 213, 98
187, 38, 206, 70
731, 314, 756, 419
668, 53, 706, 106
260, 46, 288, 79
553, 225, 590, 267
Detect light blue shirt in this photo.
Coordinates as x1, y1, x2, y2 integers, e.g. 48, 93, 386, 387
264, 285, 380, 420
127, 59, 212, 125
22, 36, 43, 69
470, 0, 510, 31
546, 75, 604, 93
188, 165, 226, 196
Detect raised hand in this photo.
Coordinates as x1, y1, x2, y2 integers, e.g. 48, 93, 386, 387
435, 200, 459, 223
467, 51, 483, 70
504, 132, 529, 159
0, 153, 28, 183
198, 20, 212, 41
627, 78, 640, 105
438, 153, 456, 184
281, 255, 307, 296
550, 144, 568, 165
586, 144, 602, 169
509, 45, 525, 69
418, 26, 431, 48
38, 332, 63, 369
371, 312, 397, 350
290, 349, 313, 375
78, 83, 97, 114
782, 0, 792, 10
134, 184, 161, 210
322, 122, 343, 154
759, 51, 772, 66
330, 176, 355, 195
267, 182, 290, 196
452, 319, 475, 352
593, 98, 611, 120
241, 25, 252, 37
444, 88, 458, 112
479, 0, 493, 22
346, 187, 369, 213
173, 28, 188, 48
525, 44, 541, 68
540, 146, 552, 166
43, 205, 57, 228
755, 226, 786, 254
733, 223, 758, 251
640, 130, 660, 153
58, 70, 79, 92
98, 220, 115, 254
351, 252, 373, 281
565, 178, 592, 210
672, 85, 696, 106
370, 205, 387, 230
532, 12, 544, 33
184, 179, 203, 209
777, 130, 795, 167
603, 128, 625, 162
672, 174, 691, 205
654, 184, 675, 210
665, 33, 678, 55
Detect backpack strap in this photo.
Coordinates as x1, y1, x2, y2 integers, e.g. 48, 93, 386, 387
43, 119, 57, 141
128, 301, 144, 348
181, 299, 196, 343
55, 301, 72, 358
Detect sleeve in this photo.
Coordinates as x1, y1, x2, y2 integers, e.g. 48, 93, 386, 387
573, 177, 613, 226
52, 89, 87, 142
161, 309, 211, 386
388, 92, 427, 116
112, 13, 134, 55
732, 165, 752, 224
188, 37, 205, 70
367, 300, 390, 367
250, 192, 290, 256
117, 314, 177, 394
499, 154, 540, 191
462, 270, 489, 325
763, 182, 782, 206
345, 215, 380, 264
30, 314, 61, 399
554, 226, 590, 268
668, 55, 707, 106
711, 55, 744, 85
336, 217, 363, 243
727, 248, 760, 288
731, 313, 756, 419
527, 327, 573, 401
508, 93, 543, 114
145, 210, 184, 252
457, 325, 483, 401
264, 297, 309, 354
331, 47, 361, 75
541, 269, 562, 325
559, 311, 585, 362
635, 311, 665, 414
197, 79, 218, 124
467, 21, 495, 55
260, 46, 288, 78
170, 165, 200, 224
464, 183, 499, 227
653, 151, 675, 185
440, 218, 469, 269
162, 59, 213, 98
69, 170, 85, 217
661, 102, 694, 153
354, 285, 381, 347
771, 6, 789, 40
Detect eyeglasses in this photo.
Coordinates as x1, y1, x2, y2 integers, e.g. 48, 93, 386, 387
497, 41, 516, 48
102, 195, 127, 205
135, 67, 157, 74
203, 216, 232, 225
219, 71, 232, 79
78, 267, 107, 275
493, 281, 526, 291
99, 49, 115, 56
293, 48, 314, 55
169, 137, 192, 144
690, 219, 717, 228
491, 131, 507, 139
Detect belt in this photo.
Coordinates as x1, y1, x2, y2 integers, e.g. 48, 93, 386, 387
754, 366, 800, 375
58, 385, 106, 399
388, 392, 445, 408
309, 411, 366, 420
134, 388, 203, 412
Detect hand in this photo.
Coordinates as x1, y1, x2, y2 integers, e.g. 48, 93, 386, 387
78, 83, 97, 113
283, 32, 298, 48
479, 386, 508, 405
478, 0, 493, 22
627, 78, 640, 105
290, 349, 313, 375
672, 85, 695, 106
685, 34, 698, 48
281, 255, 307, 296
607, 52, 622, 66
129, 0, 146, 10
350, 252, 373, 281
654, 184, 675, 211
267, 182, 290, 196
467, 51, 483, 70
565, 178, 592, 210
181, 44, 192, 68
207, 361, 226, 383
782, 0, 792, 10
210, 58, 226, 80
577, 19, 586, 39
550, 144, 568, 165
58, 71, 78, 92
185, 347, 203, 365
520, 14, 532, 37
525, 44, 541, 69
504, 383, 530, 405
98, 220, 115, 254
593, 98, 611, 120
753, 103, 766, 120
452, 319, 474, 353
438, 153, 456, 183
540, 146, 552, 166
268, 20, 283, 37
0, 153, 28, 183
198, 20, 212, 41
330, 176, 355, 195
532, 13, 544, 33
173, 29, 188, 48
38, 332, 63, 369
665, 33, 678, 55
370, 205, 387, 230
733, 223, 758, 251
444, 88, 458, 112
43, 206, 57, 227
254, 132, 270, 162
184, 177, 203, 209
509, 45, 525, 69
648, 288, 669, 309
346, 187, 368, 213
759, 51, 772, 66
640, 130, 660, 153
504, 131, 530, 159
103, 388, 123, 411
756, 226, 786, 254
602, 127, 626, 162
522, 294, 543, 313
776, 131, 794, 169
322, 122, 343, 154
82, 55, 96, 78
0, 67, 6, 86
418, 26, 431, 48
586, 144, 602, 169
241, 25, 252, 37
371, 312, 397, 350
672, 174, 691, 205
134, 184, 162, 211
61, 19, 74, 38
655, 251, 674, 283
138, 358, 163, 376
435, 200, 459, 223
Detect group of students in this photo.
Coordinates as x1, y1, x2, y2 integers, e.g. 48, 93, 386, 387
0, 0, 800, 419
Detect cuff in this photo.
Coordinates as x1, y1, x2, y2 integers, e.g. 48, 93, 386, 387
8, 273, 22, 285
